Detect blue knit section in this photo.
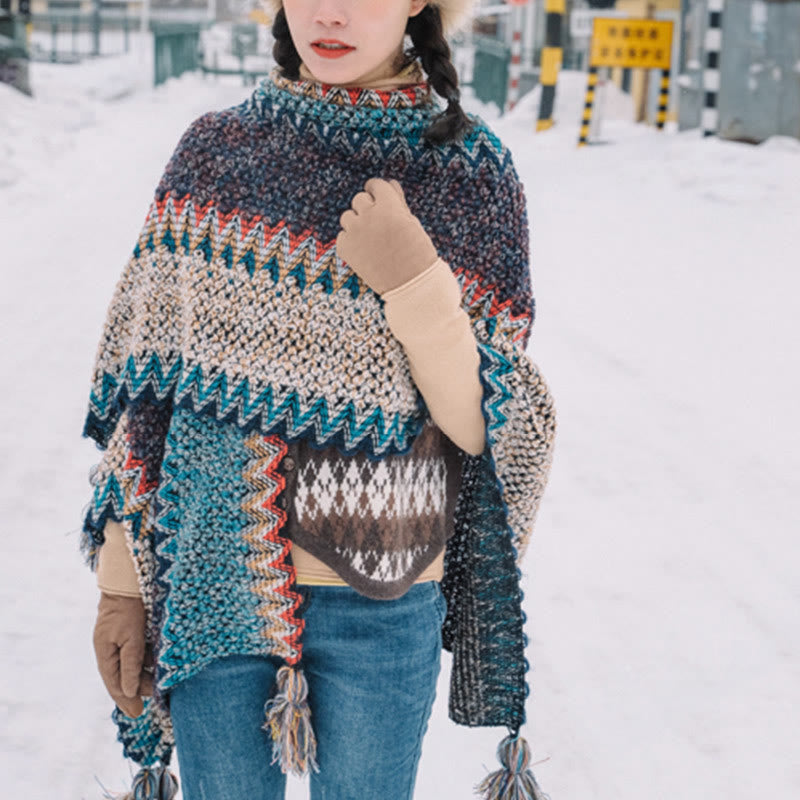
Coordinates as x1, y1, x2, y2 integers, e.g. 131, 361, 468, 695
83, 472, 124, 537
85, 355, 182, 443
251, 76, 513, 176
111, 699, 174, 767
154, 407, 273, 691
84, 356, 424, 461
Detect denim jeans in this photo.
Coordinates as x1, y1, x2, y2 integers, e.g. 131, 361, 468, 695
169, 580, 447, 800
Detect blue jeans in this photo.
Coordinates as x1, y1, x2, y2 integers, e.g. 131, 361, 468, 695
169, 580, 447, 800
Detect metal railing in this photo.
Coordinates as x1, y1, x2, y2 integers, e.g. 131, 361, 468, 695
27, 11, 138, 61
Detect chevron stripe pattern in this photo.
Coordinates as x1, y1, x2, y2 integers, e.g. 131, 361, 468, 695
82, 68, 535, 456
83, 195, 532, 460
473, 319, 557, 564
242, 431, 306, 666
252, 67, 520, 178
269, 65, 432, 110
83, 406, 156, 561
83, 223, 426, 457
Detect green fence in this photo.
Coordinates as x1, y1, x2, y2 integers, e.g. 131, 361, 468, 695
152, 21, 204, 87
463, 35, 511, 114
0, 13, 31, 94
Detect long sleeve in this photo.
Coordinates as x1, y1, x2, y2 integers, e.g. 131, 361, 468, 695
381, 257, 485, 456
418, 154, 554, 568
96, 519, 142, 597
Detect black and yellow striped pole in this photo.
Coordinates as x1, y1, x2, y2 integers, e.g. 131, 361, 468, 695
577, 66, 599, 147
655, 68, 670, 130
536, 0, 565, 132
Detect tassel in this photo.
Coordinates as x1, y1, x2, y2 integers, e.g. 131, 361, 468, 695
98, 764, 179, 800
262, 664, 319, 776
474, 733, 550, 800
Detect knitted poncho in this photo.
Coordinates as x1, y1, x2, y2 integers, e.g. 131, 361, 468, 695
80, 64, 556, 798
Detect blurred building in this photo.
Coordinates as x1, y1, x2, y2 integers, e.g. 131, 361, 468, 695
678, 0, 800, 142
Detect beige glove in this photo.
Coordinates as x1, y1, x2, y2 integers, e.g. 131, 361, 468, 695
335, 177, 439, 295
93, 591, 153, 717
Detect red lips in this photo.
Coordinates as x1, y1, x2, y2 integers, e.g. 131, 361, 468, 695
311, 40, 355, 59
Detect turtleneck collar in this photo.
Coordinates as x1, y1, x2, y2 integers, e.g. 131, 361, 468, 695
297, 59, 427, 92
259, 59, 434, 112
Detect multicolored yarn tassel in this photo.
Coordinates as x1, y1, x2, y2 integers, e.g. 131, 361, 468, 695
100, 764, 179, 800
475, 733, 550, 800
263, 664, 320, 776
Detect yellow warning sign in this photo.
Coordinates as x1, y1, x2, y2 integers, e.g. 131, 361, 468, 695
248, 8, 273, 25
589, 18, 673, 70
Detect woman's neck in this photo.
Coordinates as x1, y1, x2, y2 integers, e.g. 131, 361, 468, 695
298, 59, 425, 92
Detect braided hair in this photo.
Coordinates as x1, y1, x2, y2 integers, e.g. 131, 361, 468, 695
271, 4, 477, 146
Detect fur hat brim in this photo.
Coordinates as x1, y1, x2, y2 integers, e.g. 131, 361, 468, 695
260, 0, 476, 37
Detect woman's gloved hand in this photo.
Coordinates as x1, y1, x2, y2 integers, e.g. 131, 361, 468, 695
93, 591, 154, 718
335, 177, 439, 296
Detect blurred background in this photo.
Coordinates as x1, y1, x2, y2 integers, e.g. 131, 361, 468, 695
1, 1, 798, 799
2, 0, 799, 140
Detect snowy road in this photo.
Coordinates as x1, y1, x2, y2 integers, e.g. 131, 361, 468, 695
1, 60, 798, 799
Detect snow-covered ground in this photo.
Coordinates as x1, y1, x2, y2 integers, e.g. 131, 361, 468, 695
1, 45, 798, 800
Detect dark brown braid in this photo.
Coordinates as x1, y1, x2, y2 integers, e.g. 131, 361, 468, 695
405, 5, 476, 145
270, 5, 477, 146
271, 8, 302, 79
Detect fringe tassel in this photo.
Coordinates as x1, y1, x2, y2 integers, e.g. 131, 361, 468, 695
263, 664, 319, 776
474, 733, 550, 800
99, 764, 179, 800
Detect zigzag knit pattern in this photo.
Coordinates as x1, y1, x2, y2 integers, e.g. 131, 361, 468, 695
242, 431, 306, 666
80, 64, 556, 771
82, 194, 531, 459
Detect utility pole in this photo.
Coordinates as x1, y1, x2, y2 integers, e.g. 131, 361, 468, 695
92, 0, 100, 57
507, 6, 524, 111
701, 0, 724, 137
636, 2, 656, 123
536, 0, 565, 131
138, 0, 150, 85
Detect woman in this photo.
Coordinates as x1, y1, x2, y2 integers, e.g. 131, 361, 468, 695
84, 1, 556, 799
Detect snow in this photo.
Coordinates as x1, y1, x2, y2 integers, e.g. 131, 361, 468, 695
1, 49, 798, 800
